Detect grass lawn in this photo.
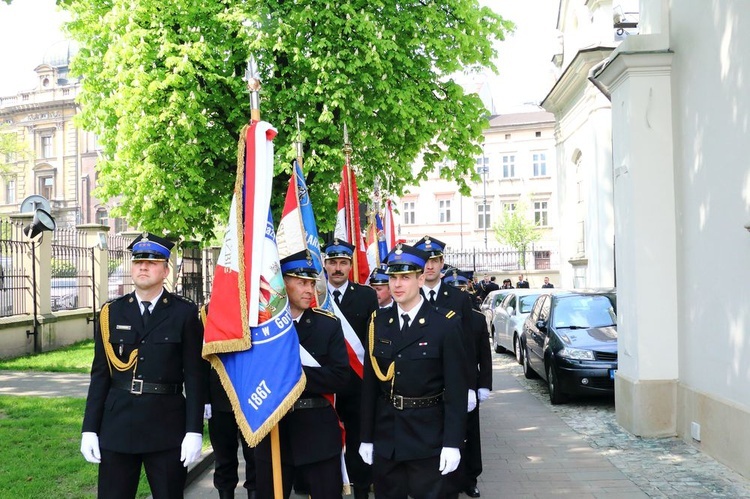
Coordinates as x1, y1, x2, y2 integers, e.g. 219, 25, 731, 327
0, 395, 151, 498
0, 340, 94, 373
0, 341, 212, 497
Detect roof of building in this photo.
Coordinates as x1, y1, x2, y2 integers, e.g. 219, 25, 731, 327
488, 110, 556, 128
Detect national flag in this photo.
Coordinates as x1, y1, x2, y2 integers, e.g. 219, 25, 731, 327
365, 212, 388, 272
202, 121, 306, 447
334, 164, 370, 284
277, 161, 364, 378
384, 199, 396, 251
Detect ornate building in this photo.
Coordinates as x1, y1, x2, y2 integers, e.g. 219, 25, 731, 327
0, 41, 124, 231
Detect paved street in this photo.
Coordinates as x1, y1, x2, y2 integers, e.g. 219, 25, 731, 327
2, 352, 750, 498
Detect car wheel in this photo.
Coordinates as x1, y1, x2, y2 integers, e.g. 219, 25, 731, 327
523, 343, 538, 379
513, 334, 523, 364
546, 362, 567, 405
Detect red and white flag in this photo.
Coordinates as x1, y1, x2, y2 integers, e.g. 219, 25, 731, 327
334, 164, 369, 284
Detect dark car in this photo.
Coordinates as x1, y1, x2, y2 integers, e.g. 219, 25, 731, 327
521, 289, 617, 404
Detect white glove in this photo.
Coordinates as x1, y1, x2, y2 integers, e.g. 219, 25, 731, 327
467, 389, 477, 412
81, 432, 101, 463
203, 404, 212, 420
180, 432, 203, 467
439, 447, 461, 475
477, 388, 490, 402
358, 442, 374, 465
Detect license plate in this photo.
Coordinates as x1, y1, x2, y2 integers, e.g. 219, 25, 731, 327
609, 369, 617, 380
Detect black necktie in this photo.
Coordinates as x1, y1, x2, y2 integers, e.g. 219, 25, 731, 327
333, 290, 342, 306
429, 290, 436, 305
400, 313, 410, 334
142, 301, 151, 327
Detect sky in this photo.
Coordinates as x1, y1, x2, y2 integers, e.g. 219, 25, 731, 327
0, 0, 559, 109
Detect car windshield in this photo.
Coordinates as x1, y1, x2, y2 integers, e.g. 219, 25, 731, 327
518, 294, 540, 314
553, 295, 617, 328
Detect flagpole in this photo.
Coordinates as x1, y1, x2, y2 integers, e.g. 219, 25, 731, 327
246, 56, 283, 499
293, 115, 308, 253
342, 124, 360, 281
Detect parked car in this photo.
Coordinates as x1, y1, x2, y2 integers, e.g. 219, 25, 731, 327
51, 277, 80, 311
492, 289, 556, 362
521, 289, 617, 404
480, 289, 511, 331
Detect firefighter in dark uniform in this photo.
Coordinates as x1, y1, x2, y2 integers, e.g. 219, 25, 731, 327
369, 265, 394, 310
254, 250, 350, 499
200, 305, 256, 499
442, 272, 493, 498
322, 239, 378, 499
414, 237, 477, 411
81, 233, 205, 499
360, 244, 468, 499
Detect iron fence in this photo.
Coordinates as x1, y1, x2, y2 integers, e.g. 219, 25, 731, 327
51, 227, 94, 311
0, 219, 29, 317
177, 244, 205, 306
107, 234, 134, 300
202, 248, 215, 304
443, 246, 558, 273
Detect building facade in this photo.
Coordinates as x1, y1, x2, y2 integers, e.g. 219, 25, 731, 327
0, 41, 124, 232
393, 108, 559, 259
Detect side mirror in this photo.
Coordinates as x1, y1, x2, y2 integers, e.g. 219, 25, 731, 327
535, 320, 547, 332
506, 306, 515, 316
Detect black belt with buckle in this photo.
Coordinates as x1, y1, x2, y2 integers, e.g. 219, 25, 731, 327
386, 392, 443, 410
112, 378, 182, 395
293, 397, 330, 411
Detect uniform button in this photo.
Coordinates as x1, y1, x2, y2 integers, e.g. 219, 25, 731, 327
137, 374, 143, 379
422, 352, 427, 356
141, 340, 146, 344
396, 371, 401, 375
397, 354, 402, 358
139, 357, 144, 361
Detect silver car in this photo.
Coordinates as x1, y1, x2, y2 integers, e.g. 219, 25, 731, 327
492, 289, 560, 363
480, 289, 511, 332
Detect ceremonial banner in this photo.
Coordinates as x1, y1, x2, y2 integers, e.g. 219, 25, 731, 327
203, 121, 305, 446
277, 161, 364, 377
365, 212, 388, 273
334, 164, 370, 284
384, 199, 396, 252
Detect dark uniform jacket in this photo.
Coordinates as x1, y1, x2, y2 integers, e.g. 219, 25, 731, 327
424, 283, 476, 384
472, 309, 493, 391
361, 302, 468, 462
256, 308, 350, 466
336, 281, 378, 344
82, 289, 204, 454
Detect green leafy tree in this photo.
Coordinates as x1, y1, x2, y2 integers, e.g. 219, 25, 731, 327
493, 203, 541, 270
0, 125, 29, 174
60, 0, 513, 239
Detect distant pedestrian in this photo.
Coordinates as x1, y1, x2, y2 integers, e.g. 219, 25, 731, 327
542, 277, 554, 288
516, 274, 530, 288
501, 279, 514, 290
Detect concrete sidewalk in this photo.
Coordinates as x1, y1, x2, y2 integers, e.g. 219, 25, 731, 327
4, 356, 750, 498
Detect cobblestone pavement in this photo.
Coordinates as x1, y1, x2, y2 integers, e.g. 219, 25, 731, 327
493, 352, 750, 498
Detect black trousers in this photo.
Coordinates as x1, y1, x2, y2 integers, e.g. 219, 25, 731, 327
255, 455, 342, 499
444, 404, 482, 494
336, 390, 372, 491
373, 454, 448, 499
208, 409, 256, 491
98, 447, 186, 499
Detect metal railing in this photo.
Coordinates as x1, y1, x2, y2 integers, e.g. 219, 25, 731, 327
443, 246, 558, 273
0, 219, 29, 318
51, 227, 93, 311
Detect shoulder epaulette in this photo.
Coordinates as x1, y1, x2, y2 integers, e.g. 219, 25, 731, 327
312, 307, 336, 319
174, 294, 196, 305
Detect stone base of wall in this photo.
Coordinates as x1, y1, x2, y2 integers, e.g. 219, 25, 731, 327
615, 372, 677, 437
